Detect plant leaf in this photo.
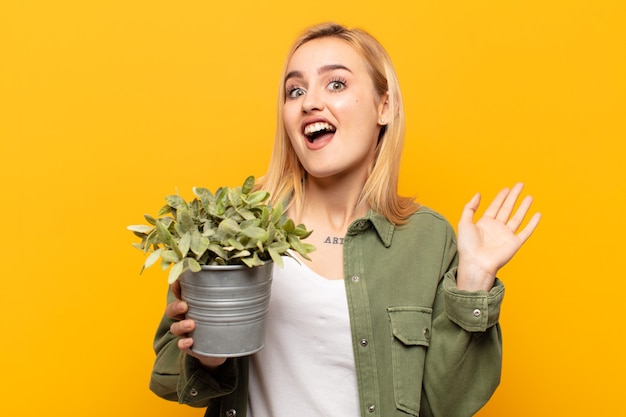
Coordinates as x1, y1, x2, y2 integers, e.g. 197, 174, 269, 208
228, 187, 242, 208
156, 220, 174, 246
208, 243, 228, 260
190, 230, 209, 256
245, 190, 269, 206
186, 257, 202, 273
232, 250, 251, 259
165, 195, 187, 209
167, 261, 185, 284
242, 226, 268, 242
161, 249, 180, 263
271, 201, 284, 225
143, 248, 162, 269
242, 175, 255, 194
176, 206, 195, 233
268, 247, 284, 267
218, 218, 241, 236
178, 232, 191, 258
127, 225, 154, 234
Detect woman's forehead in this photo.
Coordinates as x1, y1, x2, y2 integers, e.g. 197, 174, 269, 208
286, 37, 364, 74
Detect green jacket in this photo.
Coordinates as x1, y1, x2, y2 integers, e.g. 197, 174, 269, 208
150, 208, 504, 417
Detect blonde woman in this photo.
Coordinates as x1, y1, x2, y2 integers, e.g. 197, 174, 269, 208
150, 23, 541, 417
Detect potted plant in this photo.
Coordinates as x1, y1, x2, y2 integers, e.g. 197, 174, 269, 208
128, 176, 315, 357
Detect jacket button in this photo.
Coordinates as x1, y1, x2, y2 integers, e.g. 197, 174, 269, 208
225, 409, 236, 417
473, 308, 482, 318
423, 327, 430, 340
189, 388, 198, 397
368, 404, 376, 412
351, 275, 360, 282
360, 338, 369, 347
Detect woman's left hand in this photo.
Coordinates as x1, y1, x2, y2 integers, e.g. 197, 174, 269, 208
456, 183, 541, 292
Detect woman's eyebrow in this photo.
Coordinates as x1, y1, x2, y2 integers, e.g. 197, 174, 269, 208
284, 64, 352, 84
317, 64, 352, 74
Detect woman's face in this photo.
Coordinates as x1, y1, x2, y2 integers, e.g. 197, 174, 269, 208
283, 37, 388, 182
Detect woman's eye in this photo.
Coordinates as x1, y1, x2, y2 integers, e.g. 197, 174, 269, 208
287, 87, 305, 99
327, 81, 346, 92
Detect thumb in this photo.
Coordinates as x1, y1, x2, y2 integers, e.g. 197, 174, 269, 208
460, 193, 481, 225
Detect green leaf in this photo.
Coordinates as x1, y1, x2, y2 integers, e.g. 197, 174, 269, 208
143, 248, 162, 269
143, 214, 157, 225
127, 225, 154, 234
228, 187, 242, 207
293, 224, 313, 238
193, 187, 213, 199
190, 230, 209, 256
268, 241, 290, 253
268, 247, 284, 267
228, 237, 245, 251
271, 201, 284, 225
176, 206, 195, 233
168, 261, 185, 284
232, 250, 251, 259
242, 252, 264, 268
288, 235, 308, 256
208, 243, 228, 259
282, 218, 295, 233
157, 204, 173, 216
236, 207, 256, 221
178, 232, 191, 258
186, 257, 202, 273
155, 220, 174, 246
218, 218, 241, 236
245, 190, 269, 206
242, 175, 255, 194
164, 195, 187, 210
260, 206, 269, 226
242, 226, 268, 242
161, 249, 180, 264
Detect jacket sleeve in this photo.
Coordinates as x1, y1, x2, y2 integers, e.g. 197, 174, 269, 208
149, 288, 241, 408
420, 226, 505, 417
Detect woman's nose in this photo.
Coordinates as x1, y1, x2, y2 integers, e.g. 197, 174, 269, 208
301, 89, 324, 113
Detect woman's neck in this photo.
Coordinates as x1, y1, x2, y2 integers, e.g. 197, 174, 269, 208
294, 174, 370, 232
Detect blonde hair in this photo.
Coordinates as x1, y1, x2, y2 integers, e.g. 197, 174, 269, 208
257, 22, 419, 224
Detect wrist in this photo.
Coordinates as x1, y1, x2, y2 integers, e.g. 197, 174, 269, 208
456, 261, 496, 292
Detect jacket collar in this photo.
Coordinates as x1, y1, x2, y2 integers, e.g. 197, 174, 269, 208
346, 210, 394, 248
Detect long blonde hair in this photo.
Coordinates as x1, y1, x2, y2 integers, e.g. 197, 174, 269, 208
257, 22, 419, 224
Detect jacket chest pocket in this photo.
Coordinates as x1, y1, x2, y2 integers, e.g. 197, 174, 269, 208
387, 306, 433, 417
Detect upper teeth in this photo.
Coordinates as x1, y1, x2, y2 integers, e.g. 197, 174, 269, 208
304, 122, 335, 136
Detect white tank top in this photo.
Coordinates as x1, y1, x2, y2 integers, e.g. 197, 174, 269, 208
248, 256, 360, 416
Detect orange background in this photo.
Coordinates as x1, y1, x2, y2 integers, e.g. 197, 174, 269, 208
1, 1, 624, 416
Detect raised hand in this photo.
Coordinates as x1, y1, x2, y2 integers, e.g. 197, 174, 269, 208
456, 183, 541, 292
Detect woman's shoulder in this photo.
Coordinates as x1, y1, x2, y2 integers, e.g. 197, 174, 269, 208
407, 206, 453, 226
397, 206, 457, 240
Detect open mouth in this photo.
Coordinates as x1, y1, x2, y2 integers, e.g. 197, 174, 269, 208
303, 122, 336, 143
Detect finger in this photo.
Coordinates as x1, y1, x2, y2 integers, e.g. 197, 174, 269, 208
171, 280, 182, 300
177, 336, 195, 353
165, 299, 188, 320
170, 319, 195, 337
460, 193, 481, 224
483, 187, 510, 219
516, 212, 542, 243
506, 194, 534, 231
495, 182, 525, 223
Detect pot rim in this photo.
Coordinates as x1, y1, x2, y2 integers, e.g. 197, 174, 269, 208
197, 261, 274, 271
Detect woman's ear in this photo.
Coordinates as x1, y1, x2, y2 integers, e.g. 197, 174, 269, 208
377, 92, 390, 126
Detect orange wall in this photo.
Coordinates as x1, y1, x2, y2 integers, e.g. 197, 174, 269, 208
1, 1, 624, 416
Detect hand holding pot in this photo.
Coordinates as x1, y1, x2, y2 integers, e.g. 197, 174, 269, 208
166, 280, 228, 369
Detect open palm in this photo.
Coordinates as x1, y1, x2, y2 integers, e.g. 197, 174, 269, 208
456, 183, 541, 291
